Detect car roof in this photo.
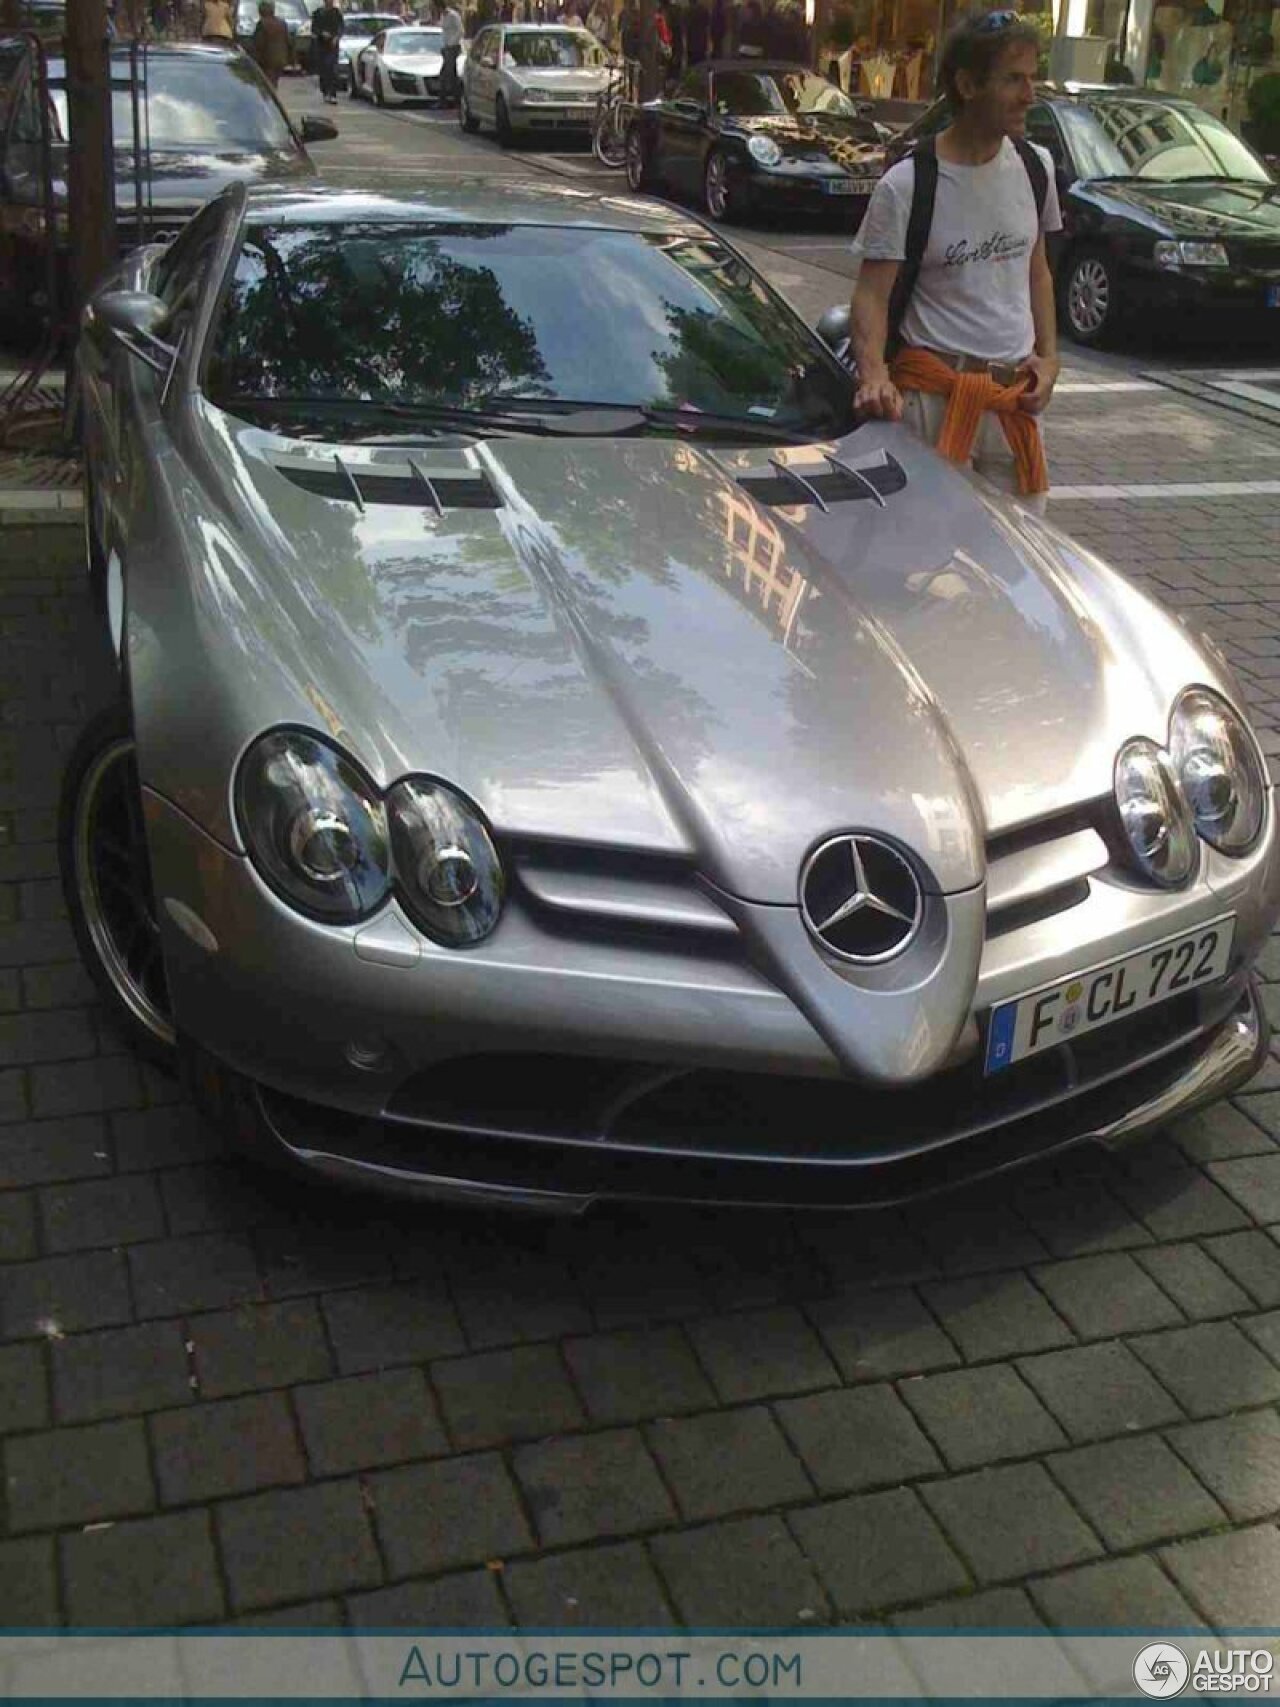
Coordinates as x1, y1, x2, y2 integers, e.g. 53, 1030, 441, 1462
697, 59, 819, 73
1035, 79, 1206, 110
494, 21, 595, 29
243, 179, 710, 235
40, 40, 248, 71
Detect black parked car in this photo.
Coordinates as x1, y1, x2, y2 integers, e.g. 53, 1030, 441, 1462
626, 61, 887, 224
0, 40, 336, 341
889, 85, 1280, 346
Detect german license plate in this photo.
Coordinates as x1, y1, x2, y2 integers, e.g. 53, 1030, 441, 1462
1268, 284, 1280, 308
984, 916, 1235, 1075
828, 178, 876, 196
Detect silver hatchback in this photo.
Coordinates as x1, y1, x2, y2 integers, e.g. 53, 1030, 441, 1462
459, 23, 613, 145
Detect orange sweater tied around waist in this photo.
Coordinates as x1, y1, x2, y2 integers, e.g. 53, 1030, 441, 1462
890, 347, 1049, 497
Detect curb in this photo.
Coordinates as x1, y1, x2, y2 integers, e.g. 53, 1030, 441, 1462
0, 489, 83, 525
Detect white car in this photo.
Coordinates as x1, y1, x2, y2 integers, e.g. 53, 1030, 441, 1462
460, 23, 614, 145
354, 25, 463, 105
336, 12, 402, 91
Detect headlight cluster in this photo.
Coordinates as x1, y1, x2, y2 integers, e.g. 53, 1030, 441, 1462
747, 134, 783, 167
1154, 239, 1229, 269
1114, 688, 1266, 887
235, 730, 504, 946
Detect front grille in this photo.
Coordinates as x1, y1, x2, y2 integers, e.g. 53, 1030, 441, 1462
984, 802, 1114, 937
1234, 242, 1280, 271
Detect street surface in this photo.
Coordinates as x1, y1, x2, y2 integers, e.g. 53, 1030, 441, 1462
2, 80, 1280, 1642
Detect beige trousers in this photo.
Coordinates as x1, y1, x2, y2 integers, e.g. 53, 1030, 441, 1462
900, 389, 1049, 516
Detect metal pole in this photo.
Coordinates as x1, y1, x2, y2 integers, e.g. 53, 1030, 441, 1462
638, 0, 657, 98
66, 0, 117, 330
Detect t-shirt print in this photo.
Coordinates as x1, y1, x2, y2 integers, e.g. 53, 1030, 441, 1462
854, 137, 1063, 365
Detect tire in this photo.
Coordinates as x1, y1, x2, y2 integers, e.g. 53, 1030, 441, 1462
625, 124, 656, 190
459, 87, 479, 131
347, 66, 358, 99
58, 702, 177, 1066
593, 105, 627, 169
375, 68, 388, 106
703, 147, 745, 223
496, 94, 514, 147
1063, 246, 1122, 347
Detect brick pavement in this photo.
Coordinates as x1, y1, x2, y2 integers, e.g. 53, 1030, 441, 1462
4, 371, 1280, 1635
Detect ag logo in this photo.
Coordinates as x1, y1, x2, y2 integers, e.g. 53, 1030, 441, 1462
1135, 1644, 1190, 1698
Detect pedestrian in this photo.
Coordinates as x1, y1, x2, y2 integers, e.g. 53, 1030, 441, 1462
586, 0, 611, 45
310, 0, 344, 101
201, 0, 234, 37
685, 0, 708, 63
251, 0, 292, 81
437, 0, 463, 102
849, 10, 1061, 509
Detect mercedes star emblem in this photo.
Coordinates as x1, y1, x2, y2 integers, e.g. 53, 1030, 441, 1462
799, 833, 923, 964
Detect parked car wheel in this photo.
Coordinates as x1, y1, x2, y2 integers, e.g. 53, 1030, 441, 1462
703, 147, 745, 222
496, 93, 514, 147
625, 125, 655, 191
459, 86, 479, 131
1064, 246, 1122, 347
59, 702, 176, 1065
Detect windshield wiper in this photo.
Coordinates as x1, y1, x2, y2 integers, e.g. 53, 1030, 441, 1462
484, 395, 835, 444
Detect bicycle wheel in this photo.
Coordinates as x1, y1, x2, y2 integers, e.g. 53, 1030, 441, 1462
593, 103, 628, 168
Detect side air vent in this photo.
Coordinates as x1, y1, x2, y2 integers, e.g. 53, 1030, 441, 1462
273, 459, 502, 511
736, 451, 907, 512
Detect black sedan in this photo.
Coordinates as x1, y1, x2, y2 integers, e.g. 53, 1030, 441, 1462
0, 41, 336, 343
889, 85, 1280, 346
626, 61, 887, 224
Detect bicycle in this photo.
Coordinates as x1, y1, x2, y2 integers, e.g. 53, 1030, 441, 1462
591, 57, 639, 168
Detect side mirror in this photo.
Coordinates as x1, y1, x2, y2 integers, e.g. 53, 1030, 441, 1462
673, 96, 706, 118
815, 303, 852, 367
85, 290, 179, 375
299, 115, 339, 142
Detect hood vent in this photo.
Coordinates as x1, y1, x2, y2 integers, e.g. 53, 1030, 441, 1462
737, 451, 907, 513
273, 457, 502, 512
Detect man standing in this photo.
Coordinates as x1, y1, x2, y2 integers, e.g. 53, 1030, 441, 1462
311, 0, 344, 102
438, 0, 464, 103
251, 0, 292, 80
850, 12, 1061, 506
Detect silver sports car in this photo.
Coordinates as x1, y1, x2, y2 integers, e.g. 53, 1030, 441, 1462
65, 178, 1279, 1212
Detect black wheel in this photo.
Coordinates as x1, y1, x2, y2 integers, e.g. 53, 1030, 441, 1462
1064, 246, 1122, 347
459, 86, 479, 131
703, 147, 745, 222
625, 124, 655, 190
496, 94, 514, 147
59, 703, 176, 1065
375, 68, 387, 106
347, 66, 358, 99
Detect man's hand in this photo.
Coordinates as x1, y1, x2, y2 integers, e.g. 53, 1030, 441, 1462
854, 372, 904, 422
1018, 353, 1060, 415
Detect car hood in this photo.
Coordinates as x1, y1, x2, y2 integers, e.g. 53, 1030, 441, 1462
1088, 175, 1280, 239
507, 65, 610, 90
27, 145, 313, 211
146, 415, 1218, 904
384, 52, 443, 70
725, 111, 885, 170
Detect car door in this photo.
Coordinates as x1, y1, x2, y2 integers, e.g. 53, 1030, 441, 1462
361, 32, 386, 95
663, 67, 710, 194
474, 28, 501, 120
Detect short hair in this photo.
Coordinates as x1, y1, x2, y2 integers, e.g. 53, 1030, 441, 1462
939, 10, 1041, 106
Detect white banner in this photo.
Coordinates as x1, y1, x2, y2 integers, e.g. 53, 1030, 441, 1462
2, 1633, 1280, 1700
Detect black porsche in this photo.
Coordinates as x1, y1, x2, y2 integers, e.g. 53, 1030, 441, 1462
625, 61, 887, 224
889, 85, 1280, 346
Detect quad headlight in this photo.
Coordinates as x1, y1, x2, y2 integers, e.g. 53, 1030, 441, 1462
236, 730, 504, 945
748, 134, 783, 167
1154, 240, 1230, 269
1113, 688, 1268, 885
1114, 739, 1198, 889
1170, 687, 1266, 854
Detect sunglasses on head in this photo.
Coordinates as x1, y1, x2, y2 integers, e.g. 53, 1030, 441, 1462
973, 8, 1022, 28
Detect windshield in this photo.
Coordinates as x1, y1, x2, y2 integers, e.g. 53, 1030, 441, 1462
347, 13, 400, 32
713, 68, 864, 120
49, 53, 296, 152
206, 221, 852, 439
385, 28, 442, 51
237, 0, 309, 22
503, 30, 603, 67
1062, 98, 1272, 183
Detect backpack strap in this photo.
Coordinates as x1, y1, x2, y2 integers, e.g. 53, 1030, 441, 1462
1012, 135, 1049, 222
886, 136, 938, 354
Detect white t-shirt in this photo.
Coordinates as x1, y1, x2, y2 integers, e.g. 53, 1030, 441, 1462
440, 7, 463, 45
854, 137, 1062, 365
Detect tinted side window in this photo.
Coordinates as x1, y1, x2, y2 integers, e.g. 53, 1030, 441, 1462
1027, 104, 1068, 170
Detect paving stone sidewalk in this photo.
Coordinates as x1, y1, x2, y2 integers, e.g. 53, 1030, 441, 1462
3, 375, 1280, 1638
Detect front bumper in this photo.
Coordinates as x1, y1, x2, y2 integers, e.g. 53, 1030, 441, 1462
388, 71, 443, 100
745, 166, 875, 214
1124, 255, 1280, 316
148, 785, 1278, 1212
512, 103, 597, 131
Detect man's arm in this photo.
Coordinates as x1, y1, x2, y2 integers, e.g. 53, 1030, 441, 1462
1020, 236, 1060, 415
850, 257, 903, 421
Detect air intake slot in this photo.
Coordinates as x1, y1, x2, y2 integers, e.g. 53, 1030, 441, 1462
736, 451, 907, 511
273, 461, 502, 510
